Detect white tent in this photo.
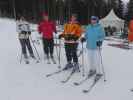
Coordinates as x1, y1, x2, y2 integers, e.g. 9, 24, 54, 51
100, 10, 124, 31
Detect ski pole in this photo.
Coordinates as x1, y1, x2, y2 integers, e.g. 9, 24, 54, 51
20, 51, 23, 64
98, 47, 106, 82
55, 35, 59, 61
81, 42, 85, 77
58, 39, 61, 68
29, 36, 41, 60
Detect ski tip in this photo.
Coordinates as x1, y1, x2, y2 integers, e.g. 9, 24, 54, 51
46, 74, 51, 77
58, 66, 61, 69
83, 90, 88, 93
130, 89, 133, 92
82, 74, 85, 77
104, 80, 107, 82
61, 81, 66, 83
74, 82, 79, 86
36, 61, 40, 63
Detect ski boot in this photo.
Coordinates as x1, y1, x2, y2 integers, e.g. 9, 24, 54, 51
24, 54, 29, 64
30, 54, 36, 59
64, 62, 73, 70
94, 74, 103, 82
73, 63, 80, 73
88, 70, 96, 78
46, 55, 51, 64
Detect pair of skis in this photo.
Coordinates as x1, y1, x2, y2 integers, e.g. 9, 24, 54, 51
46, 66, 77, 83
74, 74, 103, 93
46, 66, 103, 93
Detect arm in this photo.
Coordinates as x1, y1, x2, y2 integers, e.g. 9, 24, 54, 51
96, 26, 105, 47
97, 26, 105, 41
59, 24, 68, 39
81, 26, 89, 42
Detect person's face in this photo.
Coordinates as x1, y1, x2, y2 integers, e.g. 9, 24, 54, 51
20, 17, 25, 21
91, 19, 97, 25
43, 16, 49, 21
71, 16, 77, 22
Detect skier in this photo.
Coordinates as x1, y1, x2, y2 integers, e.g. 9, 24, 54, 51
128, 19, 133, 42
81, 16, 105, 79
59, 14, 83, 71
17, 16, 35, 63
38, 13, 57, 63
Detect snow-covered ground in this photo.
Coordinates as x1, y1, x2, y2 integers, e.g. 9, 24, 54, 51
0, 18, 133, 100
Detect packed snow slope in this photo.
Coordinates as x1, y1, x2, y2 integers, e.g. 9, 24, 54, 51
0, 18, 133, 100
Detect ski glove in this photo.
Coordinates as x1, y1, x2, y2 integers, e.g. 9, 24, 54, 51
28, 31, 31, 35
97, 41, 103, 47
59, 34, 64, 39
81, 37, 86, 43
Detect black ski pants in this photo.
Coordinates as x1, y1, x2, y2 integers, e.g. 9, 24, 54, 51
65, 43, 78, 63
42, 38, 54, 57
19, 38, 34, 57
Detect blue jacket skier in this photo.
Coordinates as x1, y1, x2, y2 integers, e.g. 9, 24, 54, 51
81, 16, 105, 78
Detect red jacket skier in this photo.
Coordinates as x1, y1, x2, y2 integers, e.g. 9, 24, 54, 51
38, 13, 57, 39
128, 19, 133, 42
38, 13, 57, 63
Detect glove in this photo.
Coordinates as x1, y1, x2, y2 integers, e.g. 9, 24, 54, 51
59, 34, 64, 39
28, 31, 31, 35
21, 31, 27, 34
39, 32, 41, 34
96, 41, 103, 47
81, 37, 86, 43
72, 35, 79, 41
55, 31, 57, 34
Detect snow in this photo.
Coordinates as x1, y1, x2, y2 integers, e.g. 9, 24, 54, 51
0, 18, 133, 100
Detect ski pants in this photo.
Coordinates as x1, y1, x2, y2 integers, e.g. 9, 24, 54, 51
42, 38, 54, 57
19, 38, 34, 57
87, 49, 101, 74
65, 43, 78, 63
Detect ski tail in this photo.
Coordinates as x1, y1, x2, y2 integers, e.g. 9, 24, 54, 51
74, 74, 94, 86
83, 74, 103, 93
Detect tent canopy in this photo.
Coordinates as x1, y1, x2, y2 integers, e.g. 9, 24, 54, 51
100, 10, 124, 31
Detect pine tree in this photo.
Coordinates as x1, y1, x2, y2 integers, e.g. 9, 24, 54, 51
127, 0, 133, 21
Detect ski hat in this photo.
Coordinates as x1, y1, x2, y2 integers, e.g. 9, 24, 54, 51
91, 16, 99, 23
42, 12, 48, 16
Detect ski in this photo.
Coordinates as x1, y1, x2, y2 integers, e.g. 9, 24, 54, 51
46, 67, 68, 77
74, 74, 94, 86
83, 74, 103, 93
61, 68, 76, 83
